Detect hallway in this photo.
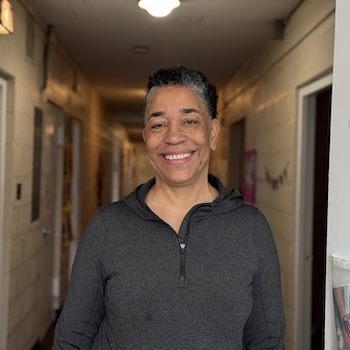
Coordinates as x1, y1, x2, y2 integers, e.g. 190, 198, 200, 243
1, 0, 346, 349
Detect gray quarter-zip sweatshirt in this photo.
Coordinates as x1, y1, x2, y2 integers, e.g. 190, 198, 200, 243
53, 175, 285, 349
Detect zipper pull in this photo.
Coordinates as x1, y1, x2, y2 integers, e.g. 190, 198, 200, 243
179, 242, 186, 253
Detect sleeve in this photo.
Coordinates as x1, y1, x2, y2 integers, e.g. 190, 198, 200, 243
243, 209, 285, 349
52, 209, 106, 350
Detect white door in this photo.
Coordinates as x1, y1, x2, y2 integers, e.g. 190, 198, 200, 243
0, 77, 10, 350
296, 73, 332, 349
44, 103, 65, 314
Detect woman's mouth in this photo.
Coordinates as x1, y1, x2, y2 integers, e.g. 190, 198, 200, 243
163, 152, 192, 160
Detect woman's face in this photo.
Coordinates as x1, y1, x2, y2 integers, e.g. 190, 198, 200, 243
142, 86, 220, 188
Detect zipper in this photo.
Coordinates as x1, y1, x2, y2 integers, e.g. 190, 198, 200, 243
176, 204, 212, 284
179, 241, 186, 282
147, 201, 212, 284
177, 204, 207, 283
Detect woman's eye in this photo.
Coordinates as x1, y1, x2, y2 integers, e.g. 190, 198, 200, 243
150, 123, 165, 129
184, 120, 198, 125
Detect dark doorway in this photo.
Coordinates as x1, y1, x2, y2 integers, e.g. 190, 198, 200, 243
227, 119, 245, 192
311, 86, 332, 349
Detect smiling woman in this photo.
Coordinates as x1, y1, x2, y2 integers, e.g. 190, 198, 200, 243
142, 85, 220, 198
52, 65, 285, 350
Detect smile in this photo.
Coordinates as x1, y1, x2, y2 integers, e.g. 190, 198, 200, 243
163, 152, 192, 160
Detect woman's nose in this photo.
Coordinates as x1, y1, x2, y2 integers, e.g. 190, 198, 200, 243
164, 123, 185, 144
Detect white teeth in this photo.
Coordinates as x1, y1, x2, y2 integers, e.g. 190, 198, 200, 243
164, 152, 192, 160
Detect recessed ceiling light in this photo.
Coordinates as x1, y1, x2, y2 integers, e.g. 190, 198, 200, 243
132, 46, 149, 54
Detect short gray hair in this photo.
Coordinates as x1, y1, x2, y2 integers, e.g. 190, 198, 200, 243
144, 65, 218, 119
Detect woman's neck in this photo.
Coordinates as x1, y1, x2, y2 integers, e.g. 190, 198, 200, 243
148, 176, 218, 207
145, 180, 218, 233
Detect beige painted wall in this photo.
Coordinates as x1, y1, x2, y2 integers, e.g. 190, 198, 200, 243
0, 1, 129, 349
325, 0, 350, 348
214, 0, 335, 348
133, 142, 156, 189
0, 0, 337, 349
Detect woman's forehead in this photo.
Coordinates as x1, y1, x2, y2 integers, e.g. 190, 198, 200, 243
144, 86, 211, 123
148, 86, 203, 107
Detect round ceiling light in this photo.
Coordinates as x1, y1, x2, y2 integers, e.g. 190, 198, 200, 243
138, 0, 181, 18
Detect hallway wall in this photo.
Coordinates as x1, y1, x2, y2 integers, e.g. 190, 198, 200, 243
0, 1, 129, 349
215, 0, 335, 348
325, 0, 350, 347
0, 0, 337, 349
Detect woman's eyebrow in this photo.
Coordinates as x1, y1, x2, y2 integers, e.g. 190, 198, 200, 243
147, 111, 165, 120
181, 108, 200, 114
147, 108, 200, 120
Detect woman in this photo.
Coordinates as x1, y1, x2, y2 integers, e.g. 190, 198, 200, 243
53, 65, 285, 349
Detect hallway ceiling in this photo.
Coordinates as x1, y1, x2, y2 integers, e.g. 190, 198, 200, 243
27, 0, 302, 127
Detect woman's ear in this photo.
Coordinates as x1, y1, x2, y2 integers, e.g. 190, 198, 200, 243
142, 129, 146, 143
210, 118, 220, 151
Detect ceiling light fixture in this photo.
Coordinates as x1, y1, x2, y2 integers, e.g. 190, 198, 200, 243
138, 0, 181, 18
0, 0, 13, 34
132, 46, 149, 54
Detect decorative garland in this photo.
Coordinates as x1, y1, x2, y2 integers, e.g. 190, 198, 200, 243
265, 162, 289, 190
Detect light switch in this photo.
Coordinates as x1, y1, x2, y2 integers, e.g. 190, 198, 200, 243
16, 183, 22, 200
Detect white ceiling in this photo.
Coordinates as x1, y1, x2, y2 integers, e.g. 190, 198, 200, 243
26, 0, 303, 126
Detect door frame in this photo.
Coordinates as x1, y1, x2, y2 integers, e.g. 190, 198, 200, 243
296, 73, 332, 349
111, 137, 121, 202
0, 76, 8, 349
69, 119, 82, 279
51, 105, 65, 312
227, 118, 245, 191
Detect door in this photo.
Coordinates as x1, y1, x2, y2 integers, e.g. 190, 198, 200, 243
45, 102, 65, 313
296, 74, 332, 349
111, 138, 121, 202
227, 119, 245, 191
29, 101, 66, 342
310, 87, 332, 349
69, 119, 82, 278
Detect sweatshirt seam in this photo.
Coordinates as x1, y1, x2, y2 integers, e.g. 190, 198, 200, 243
254, 208, 274, 345
79, 208, 107, 347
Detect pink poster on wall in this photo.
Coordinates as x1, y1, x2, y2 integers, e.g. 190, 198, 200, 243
243, 149, 256, 203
